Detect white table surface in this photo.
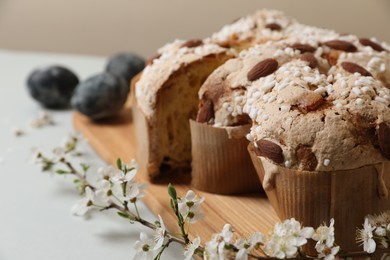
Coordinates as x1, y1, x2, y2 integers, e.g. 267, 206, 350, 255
0, 50, 182, 260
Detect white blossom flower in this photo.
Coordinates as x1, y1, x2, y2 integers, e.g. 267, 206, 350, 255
312, 218, 336, 249
30, 147, 43, 164
357, 218, 376, 253
153, 215, 167, 250
94, 179, 114, 205
235, 232, 264, 260
184, 236, 201, 260
30, 119, 42, 128
375, 226, 387, 237
205, 224, 234, 260
60, 132, 84, 155
126, 182, 147, 202
317, 245, 340, 260
205, 240, 219, 259
60, 132, 83, 146
112, 181, 147, 203
133, 232, 156, 260
367, 211, 390, 227
264, 218, 313, 259
365, 212, 390, 250
71, 187, 95, 216
219, 224, 234, 243
123, 159, 138, 171
39, 110, 54, 124
29, 111, 54, 128
178, 190, 205, 223
41, 133, 83, 164
97, 165, 118, 183
282, 218, 314, 247
30, 147, 55, 172
264, 234, 298, 259
52, 146, 68, 162
312, 219, 339, 259
110, 168, 137, 184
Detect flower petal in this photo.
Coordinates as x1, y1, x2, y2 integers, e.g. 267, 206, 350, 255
365, 238, 376, 253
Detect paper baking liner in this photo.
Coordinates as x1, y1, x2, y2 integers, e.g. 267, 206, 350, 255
248, 142, 390, 253
190, 120, 261, 194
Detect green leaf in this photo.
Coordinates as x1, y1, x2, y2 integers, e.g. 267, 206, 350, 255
56, 169, 68, 174
117, 211, 129, 219
80, 163, 90, 173
167, 183, 177, 200
42, 161, 54, 172
73, 179, 80, 184
64, 141, 76, 154
42, 165, 51, 172
117, 211, 135, 223
116, 158, 122, 170
170, 199, 175, 211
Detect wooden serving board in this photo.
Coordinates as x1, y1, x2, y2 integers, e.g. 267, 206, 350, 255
73, 102, 279, 241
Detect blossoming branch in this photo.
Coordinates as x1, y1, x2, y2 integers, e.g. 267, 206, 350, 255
32, 133, 390, 259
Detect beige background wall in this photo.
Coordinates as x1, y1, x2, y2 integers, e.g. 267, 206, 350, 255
0, 0, 389, 59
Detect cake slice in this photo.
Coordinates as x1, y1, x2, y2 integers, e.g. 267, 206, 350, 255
134, 40, 234, 178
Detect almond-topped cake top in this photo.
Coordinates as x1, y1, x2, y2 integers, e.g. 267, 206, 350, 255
198, 27, 390, 171
136, 9, 324, 120
135, 39, 231, 118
